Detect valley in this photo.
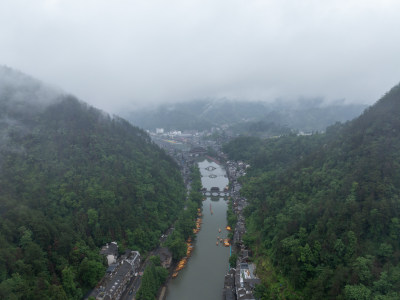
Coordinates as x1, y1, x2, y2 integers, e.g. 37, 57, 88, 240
1, 66, 400, 300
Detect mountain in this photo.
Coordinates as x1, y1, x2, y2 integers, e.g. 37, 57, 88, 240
224, 83, 400, 299
0, 66, 186, 299
123, 98, 367, 133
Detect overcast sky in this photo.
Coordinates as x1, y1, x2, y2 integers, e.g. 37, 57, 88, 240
1, 0, 400, 113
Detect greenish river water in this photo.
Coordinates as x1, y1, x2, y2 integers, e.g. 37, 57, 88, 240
165, 159, 230, 300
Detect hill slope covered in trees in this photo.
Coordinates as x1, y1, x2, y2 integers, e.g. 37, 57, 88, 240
0, 67, 186, 299
224, 84, 400, 299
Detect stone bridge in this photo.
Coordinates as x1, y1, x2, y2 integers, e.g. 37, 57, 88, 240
202, 187, 230, 198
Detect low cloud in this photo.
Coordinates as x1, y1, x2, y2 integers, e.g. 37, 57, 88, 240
1, 0, 400, 113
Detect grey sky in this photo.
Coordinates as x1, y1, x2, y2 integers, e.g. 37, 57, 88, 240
1, 0, 400, 113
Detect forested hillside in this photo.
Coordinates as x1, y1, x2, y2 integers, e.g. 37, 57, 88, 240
0, 67, 186, 299
224, 84, 400, 299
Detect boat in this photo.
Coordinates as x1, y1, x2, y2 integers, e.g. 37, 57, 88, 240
172, 272, 178, 278
216, 241, 219, 245
226, 226, 231, 231
219, 228, 221, 233
186, 244, 193, 256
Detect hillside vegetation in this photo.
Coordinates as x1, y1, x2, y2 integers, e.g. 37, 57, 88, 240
0, 67, 186, 299
224, 84, 400, 299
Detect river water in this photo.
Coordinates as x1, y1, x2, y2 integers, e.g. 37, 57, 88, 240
165, 159, 230, 300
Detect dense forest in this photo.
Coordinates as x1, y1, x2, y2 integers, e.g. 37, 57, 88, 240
137, 165, 203, 300
0, 67, 186, 299
224, 84, 400, 299
164, 165, 203, 261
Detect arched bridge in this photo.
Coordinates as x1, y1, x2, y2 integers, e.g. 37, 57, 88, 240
202, 187, 230, 198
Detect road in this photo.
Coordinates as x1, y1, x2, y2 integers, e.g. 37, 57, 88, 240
120, 273, 142, 300
120, 259, 146, 300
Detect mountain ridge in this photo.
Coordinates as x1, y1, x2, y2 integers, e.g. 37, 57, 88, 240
124, 97, 367, 133
224, 82, 400, 299
0, 67, 186, 299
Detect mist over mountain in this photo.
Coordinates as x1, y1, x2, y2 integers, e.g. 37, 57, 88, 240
2, 1, 400, 113
0, 66, 62, 113
0, 67, 186, 299
223, 82, 400, 298
0, 66, 63, 160
124, 98, 366, 133
1, 0, 400, 298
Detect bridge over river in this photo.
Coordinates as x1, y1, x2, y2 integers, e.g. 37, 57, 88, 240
202, 187, 230, 197
166, 159, 230, 300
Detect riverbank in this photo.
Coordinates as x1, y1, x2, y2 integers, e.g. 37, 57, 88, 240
222, 160, 260, 300
205, 155, 223, 165
165, 158, 230, 300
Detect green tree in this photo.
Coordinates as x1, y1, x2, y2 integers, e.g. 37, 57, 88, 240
344, 284, 371, 300
136, 262, 167, 300
229, 254, 238, 268
0, 273, 28, 299
48, 284, 68, 300
62, 267, 82, 300
149, 255, 161, 267
78, 258, 105, 287
378, 243, 393, 260
165, 232, 187, 261
353, 256, 373, 284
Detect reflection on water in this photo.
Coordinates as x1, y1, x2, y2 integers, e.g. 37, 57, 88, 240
165, 159, 230, 300
199, 160, 229, 191
210, 197, 221, 202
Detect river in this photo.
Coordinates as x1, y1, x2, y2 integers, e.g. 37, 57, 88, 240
165, 159, 230, 300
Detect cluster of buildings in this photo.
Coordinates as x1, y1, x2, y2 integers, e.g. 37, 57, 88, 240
223, 161, 260, 300
154, 247, 173, 269
224, 261, 261, 300
150, 127, 229, 158
152, 128, 201, 141
226, 161, 249, 180
87, 242, 141, 300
